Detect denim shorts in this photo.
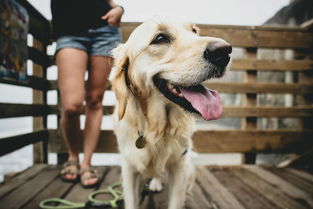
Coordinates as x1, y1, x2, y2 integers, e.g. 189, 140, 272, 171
55, 25, 122, 57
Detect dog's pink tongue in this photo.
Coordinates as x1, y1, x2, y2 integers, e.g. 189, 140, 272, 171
179, 86, 222, 120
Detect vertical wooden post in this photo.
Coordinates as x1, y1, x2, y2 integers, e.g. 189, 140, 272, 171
297, 73, 313, 130
296, 49, 313, 130
281, 49, 313, 168
242, 48, 258, 164
33, 38, 48, 164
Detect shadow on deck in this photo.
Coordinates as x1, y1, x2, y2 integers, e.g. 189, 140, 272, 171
0, 165, 312, 209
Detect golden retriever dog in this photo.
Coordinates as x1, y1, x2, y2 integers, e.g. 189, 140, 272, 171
112, 17, 231, 209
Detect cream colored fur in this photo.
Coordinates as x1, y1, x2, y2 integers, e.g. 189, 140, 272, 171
112, 17, 228, 209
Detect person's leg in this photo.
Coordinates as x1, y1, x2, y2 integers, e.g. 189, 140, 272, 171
57, 48, 88, 180
80, 55, 112, 186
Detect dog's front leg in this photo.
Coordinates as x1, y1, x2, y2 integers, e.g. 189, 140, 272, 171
121, 161, 141, 209
168, 162, 190, 209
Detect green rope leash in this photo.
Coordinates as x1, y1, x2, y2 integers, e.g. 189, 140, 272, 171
87, 182, 123, 208
39, 198, 85, 209
39, 182, 122, 209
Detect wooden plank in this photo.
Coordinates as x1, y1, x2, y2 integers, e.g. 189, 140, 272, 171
196, 23, 311, 32
120, 22, 313, 48
48, 105, 114, 116
301, 19, 313, 30
208, 166, 280, 209
48, 80, 58, 90
193, 130, 313, 153
0, 166, 59, 209
32, 38, 47, 164
231, 167, 309, 209
49, 130, 118, 153
120, 22, 312, 41
297, 64, 313, 128
48, 79, 112, 91
49, 129, 313, 153
222, 106, 313, 117
196, 166, 245, 209
22, 166, 75, 209
242, 48, 258, 127
98, 166, 120, 188
265, 167, 313, 194
204, 82, 313, 94
144, 181, 168, 209
94, 167, 122, 207
286, 168, 313, 184
120, 22, 140, 42
278, 147, 313, 168
241, 48, 257, 164
0, 103, 50, 118
48, 105, 313, 118
28, 46, 50, 67
245, 166, 313, 208
0, 164, 47, 198
59, 166, 120, 208
0, 130, 49, 156
199, 25, 313, 49
185, 182, 216, 209
294, 55, 313, 160
49, 78, 313, 94
64, 167, 108, 203
231, 59, 313, 71
0, 76, 50, 90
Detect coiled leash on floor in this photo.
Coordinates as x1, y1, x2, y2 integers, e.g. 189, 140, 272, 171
39, 182, 123, 209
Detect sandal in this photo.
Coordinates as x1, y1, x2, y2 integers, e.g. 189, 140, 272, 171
80, 167, 100, 188
61, 160, 80, 182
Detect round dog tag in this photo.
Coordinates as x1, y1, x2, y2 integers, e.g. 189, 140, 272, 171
135, 135, 146, 149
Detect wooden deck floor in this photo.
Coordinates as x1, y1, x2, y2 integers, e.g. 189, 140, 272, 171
0, 165, 312, 209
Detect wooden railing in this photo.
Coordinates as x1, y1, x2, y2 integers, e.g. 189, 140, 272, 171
49, 23, 313, 164
0, 0, 50, 163
1, 0, 313, 165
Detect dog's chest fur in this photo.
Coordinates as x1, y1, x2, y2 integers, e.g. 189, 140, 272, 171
114, 101, 194, 178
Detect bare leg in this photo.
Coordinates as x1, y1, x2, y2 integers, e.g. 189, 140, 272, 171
81, 56, 112, 185
57, 48, 88, 180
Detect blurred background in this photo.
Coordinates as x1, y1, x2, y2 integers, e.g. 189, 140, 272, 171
1, 0, 312, 182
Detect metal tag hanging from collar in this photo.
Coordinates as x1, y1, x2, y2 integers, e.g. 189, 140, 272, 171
135, 132, 146, 149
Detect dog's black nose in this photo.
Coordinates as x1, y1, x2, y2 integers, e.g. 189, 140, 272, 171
203, 41, 232, 67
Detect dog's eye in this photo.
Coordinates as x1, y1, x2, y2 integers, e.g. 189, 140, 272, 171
151, 33, 171, 44
192, 28, 197, 34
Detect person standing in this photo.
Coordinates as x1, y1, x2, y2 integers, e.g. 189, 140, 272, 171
51, 0, 124, 187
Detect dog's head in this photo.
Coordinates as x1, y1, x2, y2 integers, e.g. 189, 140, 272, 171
112, 17, 232, 121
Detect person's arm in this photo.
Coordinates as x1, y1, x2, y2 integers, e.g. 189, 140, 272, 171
107, 0, 123, 10
101, 0, 124, 26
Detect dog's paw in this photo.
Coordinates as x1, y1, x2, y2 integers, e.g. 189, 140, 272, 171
149, 178, 163, 192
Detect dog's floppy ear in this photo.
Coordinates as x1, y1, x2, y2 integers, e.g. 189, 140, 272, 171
112, 44, 130, 120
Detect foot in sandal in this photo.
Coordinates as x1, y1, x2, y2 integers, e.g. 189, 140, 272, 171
61, 160, 80, 182
80, 166, 100, 188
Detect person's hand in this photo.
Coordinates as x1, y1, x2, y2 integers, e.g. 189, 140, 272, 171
101, 6, 124, 26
